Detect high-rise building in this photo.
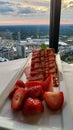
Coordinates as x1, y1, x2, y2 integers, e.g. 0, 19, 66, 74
0, 37, 2, 45
17, 32, 21, 42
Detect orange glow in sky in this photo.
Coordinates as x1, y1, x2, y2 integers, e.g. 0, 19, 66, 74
60, 21, 73, 25
0, 20, 50, 25
0, 20, 73, 25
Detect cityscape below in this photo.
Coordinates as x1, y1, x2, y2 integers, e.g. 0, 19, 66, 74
0, 24, 73, 63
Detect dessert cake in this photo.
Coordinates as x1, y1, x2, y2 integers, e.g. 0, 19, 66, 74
27, 48, 59, 87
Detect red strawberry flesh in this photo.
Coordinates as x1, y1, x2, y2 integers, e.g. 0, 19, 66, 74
15, 79, 25, 88
11, 87, 26, 110
43, 91, 64, 110
25, 85, 42, 98
25, 81, 42, 88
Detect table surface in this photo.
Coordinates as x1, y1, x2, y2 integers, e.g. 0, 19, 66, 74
62, 61, 73, 117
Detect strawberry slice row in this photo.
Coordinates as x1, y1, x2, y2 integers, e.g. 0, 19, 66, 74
9, 74, 64, 115
9, 79, 45, 115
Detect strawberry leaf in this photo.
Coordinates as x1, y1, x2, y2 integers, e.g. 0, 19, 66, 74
41, 43, 46, 49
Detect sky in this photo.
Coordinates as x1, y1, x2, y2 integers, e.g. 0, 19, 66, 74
0, 0, 73, 25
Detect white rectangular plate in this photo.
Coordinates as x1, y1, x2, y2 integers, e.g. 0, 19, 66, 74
0, 55, 73, 130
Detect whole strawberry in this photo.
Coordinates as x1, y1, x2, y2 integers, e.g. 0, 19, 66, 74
23, 98, 44, 115
25, 85, 42, 98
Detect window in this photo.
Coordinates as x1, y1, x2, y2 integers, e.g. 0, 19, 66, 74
59, 0, 73, 64
49, 0, 61, 53
1, 0, 73, 63
0, 0, 50, 61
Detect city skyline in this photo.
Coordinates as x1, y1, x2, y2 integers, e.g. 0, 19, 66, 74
0, 0, 73, 25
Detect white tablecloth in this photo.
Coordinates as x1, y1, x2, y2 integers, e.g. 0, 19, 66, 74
62, 61, 73, 117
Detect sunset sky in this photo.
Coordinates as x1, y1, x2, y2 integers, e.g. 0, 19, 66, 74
0, 0, 73, 25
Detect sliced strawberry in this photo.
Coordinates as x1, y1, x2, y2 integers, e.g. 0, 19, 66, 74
43, 74, 54, 92
9, 86, 19, 99
9, 80, 25, 99
9, 80, 24, 99
23, 98, 44, 115
25, 81, 42, 88
15, 79, 25, 88
37, 90, 44, 101
11, 87, 26, 110
25, 85, 42, 98
43, 91, 64, 110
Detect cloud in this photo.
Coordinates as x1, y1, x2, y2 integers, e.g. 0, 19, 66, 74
0, 7, 14, 15
69, 1, 73, 4
17, 7, 48, 16
0, 1, 15, 15
0, 1, 14, 6
69, 1, 73, 9
0, 0, 49, 25
0, 1, 9, 5
16, 0, 49, 16
18, 7, 36, 14
62, 0, 73, 11
0, 0, 49, 16
61, 0, 73, 22
29, 1, 49, 8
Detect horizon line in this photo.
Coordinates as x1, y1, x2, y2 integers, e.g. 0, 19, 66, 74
0, 23, 73, 26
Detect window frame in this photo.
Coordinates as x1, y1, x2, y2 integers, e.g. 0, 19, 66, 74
49, 0, 61, 53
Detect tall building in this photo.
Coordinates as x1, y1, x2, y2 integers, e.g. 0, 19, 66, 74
16, 42, 26, 58
17, 32, 21, 42
0, 37, 2, 44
